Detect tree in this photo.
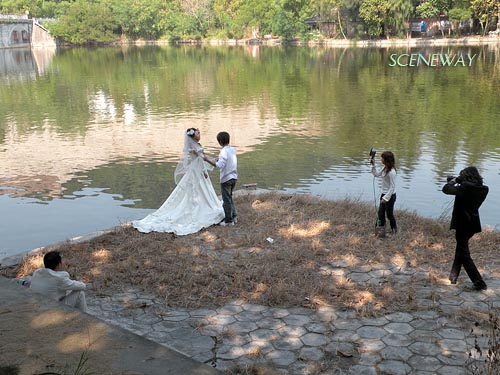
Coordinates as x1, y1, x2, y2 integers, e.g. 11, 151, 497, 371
358, 0, 391, 37
48, 0, 118, 44
180, 0, 214, 36
470, 0, 499, 35
388, 0, 414, 38
448, 7, 472, 35
416, 0, 451, 36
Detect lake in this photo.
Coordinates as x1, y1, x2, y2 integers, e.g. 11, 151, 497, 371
1, 44, 499, 259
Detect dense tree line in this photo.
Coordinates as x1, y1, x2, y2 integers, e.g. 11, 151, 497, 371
1, 0, 498, 44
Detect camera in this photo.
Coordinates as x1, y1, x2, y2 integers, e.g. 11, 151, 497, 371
447, 175, 462, 184
369, 147, 376, 159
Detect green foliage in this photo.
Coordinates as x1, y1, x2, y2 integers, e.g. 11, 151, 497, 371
48, 0, 118, 44
448, 7, 472, 22
470, 0, 499, 34
359, 0, 391, 37
416, 1, 440, 19
0, 0, 497, 43
272, 8, 296, 40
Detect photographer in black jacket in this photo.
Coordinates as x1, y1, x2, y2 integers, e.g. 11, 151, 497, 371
442, 166, 488, 290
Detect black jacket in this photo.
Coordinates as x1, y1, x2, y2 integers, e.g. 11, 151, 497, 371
442, 181, 488, 234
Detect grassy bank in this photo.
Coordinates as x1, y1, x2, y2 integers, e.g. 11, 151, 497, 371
3, 193, 499, 317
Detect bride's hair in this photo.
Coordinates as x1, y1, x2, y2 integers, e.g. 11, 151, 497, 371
175, 129, 201, 185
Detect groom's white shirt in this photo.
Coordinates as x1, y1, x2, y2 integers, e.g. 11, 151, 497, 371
216, 145, 237, 183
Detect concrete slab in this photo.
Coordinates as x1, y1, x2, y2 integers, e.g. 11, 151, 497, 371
0, 276, 220, 375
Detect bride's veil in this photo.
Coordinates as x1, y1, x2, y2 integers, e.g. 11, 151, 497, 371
174, 129, 200, 184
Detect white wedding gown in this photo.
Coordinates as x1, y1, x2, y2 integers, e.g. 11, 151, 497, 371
133, 145, 224, 235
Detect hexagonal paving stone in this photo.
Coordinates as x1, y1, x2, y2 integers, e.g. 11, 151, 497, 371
385, 312, 414, 323
198, 324, 224, 336
207, 315, 236, 325
299, 347, 325, 361
333, 319, 363, 331
363, 317, 389, 326
348, 365, 378, 375
437, 352, 468, 366
438, 365, 467, 375
315, 306, 337, 322
324, 341, 356, 355
459, 291, 488, 302
249, 329, 279, 341
162, 311, 190, 322
273, 337, 304, 351
300, 333, 329, 346
331, 329, 360, 342
438, 338, 467, 353
216, 305, 243, 315
348, 272, 372, 283
408, 355, 442, 371
357, 326, 386, 339
227, 321, 258, 333
438, 328, 467, 340
368, 269, 392, 278
241, 303, 268, 312
241, 340, 274, 356
358, 353, 381, 365
358, 339, 386, 353
270, 308, 290, 318
288, 307, 315, 315
283, 314, 312, 326
413, 310, 440, 320
278, 325, 307, 338
222, 334, 251, 347
409, 342, 440, 356
265, 350, 297, 367
189, 308, 216, 317
380, 346, 413, 361
234, 311, 264, 322
217, 346, 247, 360
256, 317, 285, 330
409, 329, 439, 341
410, 319, 438, 331
304, 322, 328, 333
382, 333, 413, 347
377, 360, 411, 375
384, 322, 414, 335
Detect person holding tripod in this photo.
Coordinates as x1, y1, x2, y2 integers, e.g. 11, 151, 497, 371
443, 167, 488, 290
371, 150, 398, 235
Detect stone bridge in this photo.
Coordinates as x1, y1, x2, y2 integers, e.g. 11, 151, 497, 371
0, 15, 56, 49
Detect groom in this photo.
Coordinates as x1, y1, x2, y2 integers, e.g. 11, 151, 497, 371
204, 131, 238, 226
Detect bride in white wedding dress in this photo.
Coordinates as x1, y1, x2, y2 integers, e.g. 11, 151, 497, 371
133, 128, 224, 235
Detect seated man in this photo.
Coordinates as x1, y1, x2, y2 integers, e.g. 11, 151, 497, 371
30, 251, 87, 312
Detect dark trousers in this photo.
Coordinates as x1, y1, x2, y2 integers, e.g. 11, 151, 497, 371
221, 179, 237, 223
377, 193, 397, 230
451, 231, 486, 288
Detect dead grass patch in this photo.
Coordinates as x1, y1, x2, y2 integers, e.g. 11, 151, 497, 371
3, 193, 499, 316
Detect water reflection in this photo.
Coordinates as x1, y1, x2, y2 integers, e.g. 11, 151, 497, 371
0, 45, 499, 258
0, 47, 55, 82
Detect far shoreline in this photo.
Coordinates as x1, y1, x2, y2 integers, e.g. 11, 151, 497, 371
112, 35, 500, 49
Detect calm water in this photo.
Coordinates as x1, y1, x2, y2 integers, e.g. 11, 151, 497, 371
1, 45, 500, 258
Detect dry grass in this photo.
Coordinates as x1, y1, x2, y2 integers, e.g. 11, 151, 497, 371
3, 193, 500, 316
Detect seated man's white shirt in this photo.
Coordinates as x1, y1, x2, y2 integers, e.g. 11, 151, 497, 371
30, 268, 87, 311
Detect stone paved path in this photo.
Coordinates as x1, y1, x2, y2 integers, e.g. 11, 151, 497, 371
86, 262, 500, 374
